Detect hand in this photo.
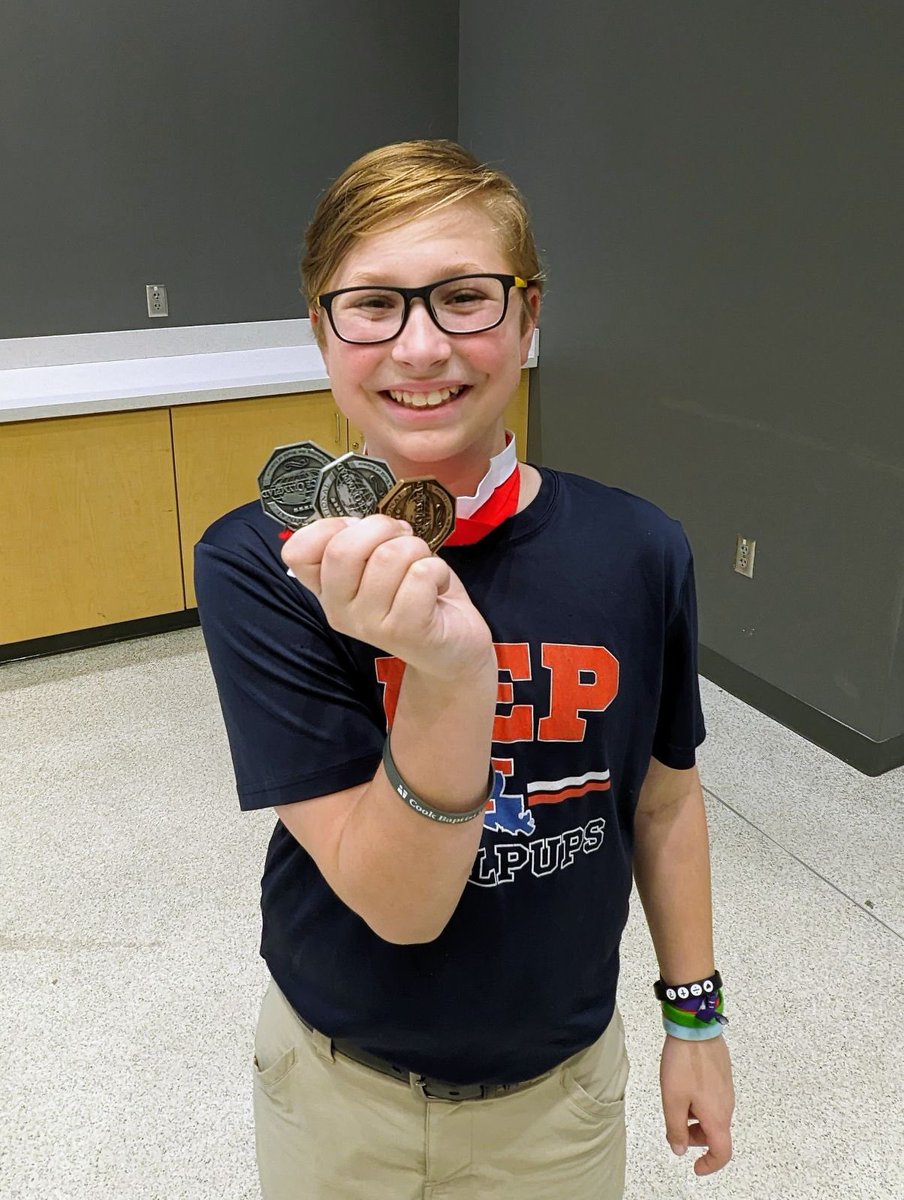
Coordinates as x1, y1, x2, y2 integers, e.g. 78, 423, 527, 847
660, 1033, 735, 1176
282, 515, 494, 680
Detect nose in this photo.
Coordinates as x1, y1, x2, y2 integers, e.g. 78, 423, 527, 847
391, 298, 452, 367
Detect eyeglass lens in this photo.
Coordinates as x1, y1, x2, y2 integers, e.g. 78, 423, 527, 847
330, 276, 506, 342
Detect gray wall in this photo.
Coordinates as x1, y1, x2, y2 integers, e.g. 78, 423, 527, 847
0, 1, 459, 337
3, 1, 901, 771
460, 2, 903, 773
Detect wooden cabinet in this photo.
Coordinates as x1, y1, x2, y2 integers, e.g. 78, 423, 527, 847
0, 409, 183, 643
1, 370, 530, 645
505, 371, 530, 459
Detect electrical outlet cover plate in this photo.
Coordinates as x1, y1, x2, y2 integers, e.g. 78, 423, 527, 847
734, 536, 756, 578
146, 284, 169, 318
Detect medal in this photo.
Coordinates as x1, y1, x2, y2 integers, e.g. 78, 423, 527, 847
258, 441, 335, 530
259, 440, 520, 554
313, 452, 397, 519
377, 478, 457, 552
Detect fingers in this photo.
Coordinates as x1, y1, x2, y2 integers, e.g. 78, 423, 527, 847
281, 513, 450, 649
383, 554, 453, 629
690, 1121, 733, 1176
279, 513, 484, 673
353, 533, 439, 622
281, 515, 414, 599
663, 1095, 691, 1157
280, 517, 357, 594
666, 1118, 733, 1176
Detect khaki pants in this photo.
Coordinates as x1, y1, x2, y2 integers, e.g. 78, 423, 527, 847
253, 977, 630, 1200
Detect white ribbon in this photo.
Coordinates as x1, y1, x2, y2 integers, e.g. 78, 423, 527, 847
454, 432, 518, 518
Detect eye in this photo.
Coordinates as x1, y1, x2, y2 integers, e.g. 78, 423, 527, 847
353, 294, 395, 310
335, 289, 403, 320
435, 284, 491, 307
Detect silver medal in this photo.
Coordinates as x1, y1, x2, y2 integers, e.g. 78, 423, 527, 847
313, 453, 397, 518
258, 441, 336, 529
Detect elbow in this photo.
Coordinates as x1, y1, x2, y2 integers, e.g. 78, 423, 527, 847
363, 909, 450, 946
368, 919, 447, 946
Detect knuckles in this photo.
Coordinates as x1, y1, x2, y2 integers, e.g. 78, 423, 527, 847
367, 536, 419, 568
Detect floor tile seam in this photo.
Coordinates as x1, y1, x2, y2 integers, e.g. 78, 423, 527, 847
702, 784, 904, 944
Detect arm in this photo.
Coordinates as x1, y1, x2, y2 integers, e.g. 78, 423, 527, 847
275, 656, 496, 945
633, 757, 735, 1176
276, 513, 498, 945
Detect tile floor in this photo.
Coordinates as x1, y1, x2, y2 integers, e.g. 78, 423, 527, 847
1, 628, 901, 1199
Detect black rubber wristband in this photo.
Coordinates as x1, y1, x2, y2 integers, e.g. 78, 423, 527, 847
653, 969, 723, 1003
382, 736, 493, 825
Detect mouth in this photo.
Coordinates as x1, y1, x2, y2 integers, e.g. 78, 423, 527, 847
382, 384, 470, 409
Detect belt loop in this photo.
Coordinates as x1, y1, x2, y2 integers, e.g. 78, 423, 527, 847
310, 1027, 335, 1064
409, 1072, 429, 1100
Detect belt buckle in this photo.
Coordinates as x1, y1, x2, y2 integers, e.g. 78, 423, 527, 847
411, 1074, 488, 1102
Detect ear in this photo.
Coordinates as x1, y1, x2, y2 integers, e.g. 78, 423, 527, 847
310, 308, 329, 368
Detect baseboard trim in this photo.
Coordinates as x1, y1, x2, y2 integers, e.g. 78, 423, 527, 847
699, 645, 902, 778
0, 610, 200, 665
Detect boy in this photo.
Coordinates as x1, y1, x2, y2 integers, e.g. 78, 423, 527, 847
195, 139, 734, 1200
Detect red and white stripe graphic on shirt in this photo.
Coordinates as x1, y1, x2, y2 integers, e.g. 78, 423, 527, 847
525, 769, 612, 806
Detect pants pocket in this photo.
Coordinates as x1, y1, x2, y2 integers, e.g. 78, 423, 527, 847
252, 980, 302, 1096
560, 1064, 626, 1122
558, 1009, 630, 1123
253, 1043, 298, 1092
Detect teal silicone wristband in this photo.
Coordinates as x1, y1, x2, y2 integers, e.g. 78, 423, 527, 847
662, 1015, 726, 1041
382, 736, 493, 825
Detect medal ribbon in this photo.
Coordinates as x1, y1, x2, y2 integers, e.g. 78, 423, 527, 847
443, 432, 520, 546
279, 433, 521, 545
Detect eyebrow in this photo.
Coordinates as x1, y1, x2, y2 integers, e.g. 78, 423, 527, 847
345, 264, 488, 286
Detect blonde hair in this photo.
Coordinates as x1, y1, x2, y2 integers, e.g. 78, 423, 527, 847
301, 139, 544, 345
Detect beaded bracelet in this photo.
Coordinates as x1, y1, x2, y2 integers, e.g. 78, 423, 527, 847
382, 736, 494, 825
653, 969, 723, 1004
654, 971, 728, 1041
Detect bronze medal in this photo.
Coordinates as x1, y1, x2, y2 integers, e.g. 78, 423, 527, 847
377, 478, 456, 552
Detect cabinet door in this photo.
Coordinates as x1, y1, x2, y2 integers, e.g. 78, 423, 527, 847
506, 370, 530, 456
0, 409, 183, 643
347, 368, 531, 455
172, 391, 344, 606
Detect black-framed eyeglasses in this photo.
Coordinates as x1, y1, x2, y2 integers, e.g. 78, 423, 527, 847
316, 273, 531, 345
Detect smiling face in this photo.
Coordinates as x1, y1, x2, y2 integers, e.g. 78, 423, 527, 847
312, 201, 540, 496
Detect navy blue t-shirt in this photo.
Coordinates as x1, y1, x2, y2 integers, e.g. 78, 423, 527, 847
195, 466, 706, 1085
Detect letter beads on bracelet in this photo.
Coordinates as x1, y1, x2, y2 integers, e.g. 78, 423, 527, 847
654, 971, 728, 1041
382, 736, 493, 825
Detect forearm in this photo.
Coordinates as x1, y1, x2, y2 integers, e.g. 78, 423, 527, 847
632, 785, 716, 983
337, 653, 498, 944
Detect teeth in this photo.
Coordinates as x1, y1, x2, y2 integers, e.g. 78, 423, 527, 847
388, 385, 464, 407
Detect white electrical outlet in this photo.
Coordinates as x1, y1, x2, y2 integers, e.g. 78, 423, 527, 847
734, 535, 756, 578
146, 284, 169, 318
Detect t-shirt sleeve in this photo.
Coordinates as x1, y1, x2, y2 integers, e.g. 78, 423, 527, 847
194, 529, 384, 811
650, 533, 707, 770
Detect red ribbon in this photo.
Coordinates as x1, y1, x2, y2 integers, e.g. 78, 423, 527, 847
444, 466, 521, 546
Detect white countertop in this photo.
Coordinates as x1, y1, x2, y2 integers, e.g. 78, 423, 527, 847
0, 321, 539, 423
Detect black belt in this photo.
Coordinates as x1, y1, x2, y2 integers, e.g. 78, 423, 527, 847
298, 1015, 553, 1102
